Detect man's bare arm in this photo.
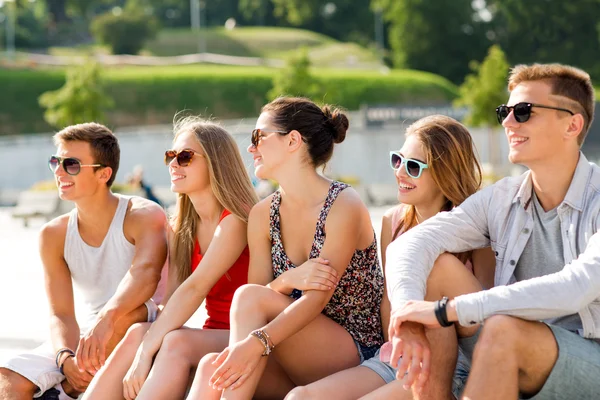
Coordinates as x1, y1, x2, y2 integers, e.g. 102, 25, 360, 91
98, 199, 167, 322
77, 198, 168, 373
40, 216, 94, 391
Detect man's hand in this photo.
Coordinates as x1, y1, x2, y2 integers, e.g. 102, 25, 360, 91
75, 316, 115, 374
388, 300, 443, 337
62, 356, 94, 393
389, 321, 432, 393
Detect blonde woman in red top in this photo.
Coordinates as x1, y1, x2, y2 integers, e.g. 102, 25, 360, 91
82, 117, 257, 400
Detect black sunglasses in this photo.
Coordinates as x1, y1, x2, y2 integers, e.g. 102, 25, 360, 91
251, 128, 288, 148
495, 102, 575, 124
164, 149, 201, 167
48, 156, 104, 176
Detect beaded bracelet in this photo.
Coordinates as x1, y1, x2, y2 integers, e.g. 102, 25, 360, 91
250, 329, 275, 356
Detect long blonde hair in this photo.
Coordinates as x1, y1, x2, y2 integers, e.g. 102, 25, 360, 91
394, 115, 482, 253
170, 117, 258, 283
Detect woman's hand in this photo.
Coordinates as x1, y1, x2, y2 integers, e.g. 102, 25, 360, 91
280, 257, 338, 292
209, 336, 265, 391
122, 350, 153, 400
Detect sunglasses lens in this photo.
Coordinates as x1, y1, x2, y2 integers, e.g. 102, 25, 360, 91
177, 150, 194, 167
251, 129, 260, 147
406, 160, 421, 178
164, 150, 176, 165
513, 103, 531, 123
390, 153, 402, 170
48, 156, 60, 172
63, 158, 81, 175
497, 106, 510, 124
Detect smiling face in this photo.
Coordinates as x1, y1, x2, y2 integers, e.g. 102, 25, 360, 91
394, 134, 443, 207
503, 80, 577, 167
168, 130, 210, 195
247, 112, 288, 180
53, 141, 108, 201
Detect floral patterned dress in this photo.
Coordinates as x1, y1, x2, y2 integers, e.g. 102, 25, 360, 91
270, 181, 384, 348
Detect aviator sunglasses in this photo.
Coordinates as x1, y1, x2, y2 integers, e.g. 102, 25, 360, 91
251, 128, 288, 147
495, 102, 574, 124
48, 155, 104, 176
164, 149, 201, 167
389, 151, 429, 179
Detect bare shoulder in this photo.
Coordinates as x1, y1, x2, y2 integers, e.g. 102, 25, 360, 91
126, 196, 167, 226
330, 186, 368, 217
39, 213, 70, 249
249, 194, 274, 222
383, 204, 403, 219
39, 214, 70, 260
219, 211, 248, 233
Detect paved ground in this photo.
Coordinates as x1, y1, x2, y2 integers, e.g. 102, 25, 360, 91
0, 205, 388, 361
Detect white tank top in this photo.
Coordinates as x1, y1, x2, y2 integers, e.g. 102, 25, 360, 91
64, 195, 135, 331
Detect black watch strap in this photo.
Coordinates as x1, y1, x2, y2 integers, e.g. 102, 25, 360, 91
434, 296, 453, 328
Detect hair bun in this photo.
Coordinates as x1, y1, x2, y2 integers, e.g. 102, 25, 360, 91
322, 105, 349, 144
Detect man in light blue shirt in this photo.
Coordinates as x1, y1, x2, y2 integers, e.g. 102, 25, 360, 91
385, 63, 600, 399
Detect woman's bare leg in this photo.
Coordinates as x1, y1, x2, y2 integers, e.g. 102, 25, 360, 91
187, 284, 361, 399
82, 322, 151, 400
285, 366, 385, 400
137, 328, 229, 400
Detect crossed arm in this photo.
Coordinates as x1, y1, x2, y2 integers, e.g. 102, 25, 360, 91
211, 190, 368, 389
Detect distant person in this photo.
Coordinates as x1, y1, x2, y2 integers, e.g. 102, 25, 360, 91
286, 115, 494, 399
386, 64, 600, 399
126, 165, 163, 207
82, 118, 257, 400
187, 96, 384, 399
0, 123, 168, 400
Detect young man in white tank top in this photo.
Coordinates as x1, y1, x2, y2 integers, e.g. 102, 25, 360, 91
0, 123, 168, 400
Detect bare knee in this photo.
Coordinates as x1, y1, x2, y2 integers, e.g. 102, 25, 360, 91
0, 368, 36, 396
159, 330, 195, 363
285, 385, 312, 400
476, 315, 521, 359
195, 353, 219, 380
121, 322, 150, 348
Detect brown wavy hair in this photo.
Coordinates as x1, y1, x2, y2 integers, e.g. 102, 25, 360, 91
170, 117, 258, 283
393, 115, 482, 262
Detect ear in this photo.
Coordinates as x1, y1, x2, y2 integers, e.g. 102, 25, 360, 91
287, 130, 304, 153
565, 113, 585, 141
97, 166, 113, 185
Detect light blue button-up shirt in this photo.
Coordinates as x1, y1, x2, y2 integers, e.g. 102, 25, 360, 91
387, 152, 600, 338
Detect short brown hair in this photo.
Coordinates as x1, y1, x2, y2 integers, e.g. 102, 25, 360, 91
508, 63, 595, 145
53, 123, 120, 187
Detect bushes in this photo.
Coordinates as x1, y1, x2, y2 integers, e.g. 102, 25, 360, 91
91, 11, 158, 55
0, 65, 458, 135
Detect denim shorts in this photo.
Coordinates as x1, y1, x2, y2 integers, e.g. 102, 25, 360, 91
457, 324, 600, 400
354, 340, 380, 363
528, 324, 600, 400
360, 346, 468, 399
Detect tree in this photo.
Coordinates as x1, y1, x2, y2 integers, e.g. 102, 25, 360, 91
39, 61, 114, 129
487, 0, 600, 80
455, 44, 509, 174
373, 0, 490, 84
91, 4, 159, 54
455, 44, 509, 127
268, 48, 324, 101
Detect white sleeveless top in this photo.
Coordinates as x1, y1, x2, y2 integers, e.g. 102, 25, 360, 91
64, 195, 135, 331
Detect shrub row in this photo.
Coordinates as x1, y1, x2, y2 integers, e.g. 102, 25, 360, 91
0, 65, 459, 135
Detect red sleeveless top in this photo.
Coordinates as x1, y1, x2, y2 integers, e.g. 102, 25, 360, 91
190, 209, 249, 330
